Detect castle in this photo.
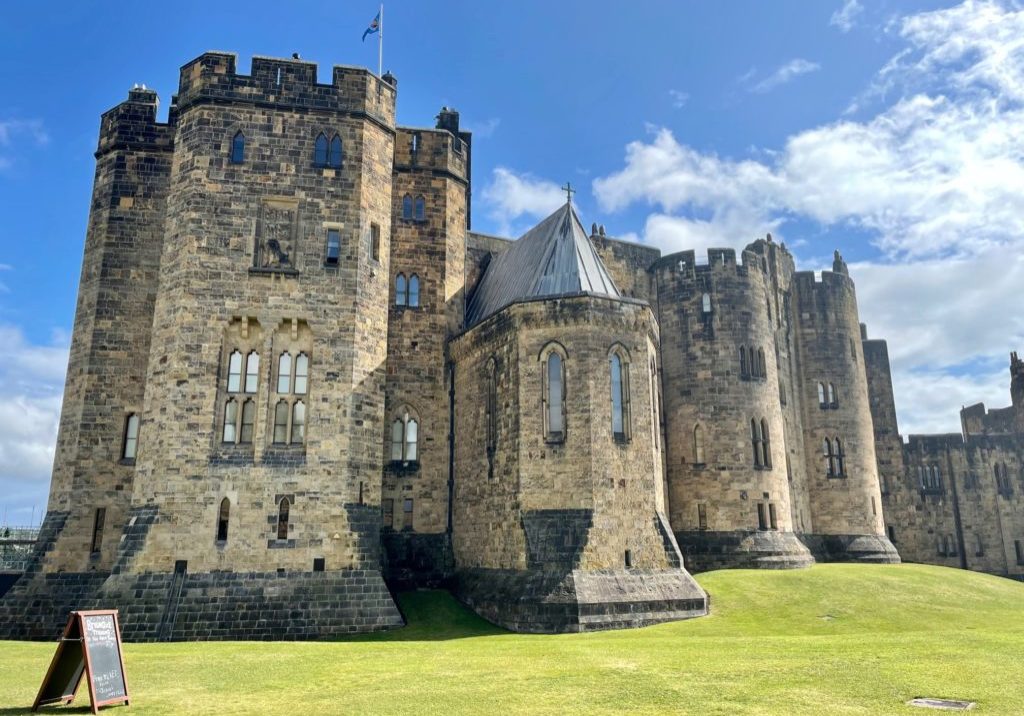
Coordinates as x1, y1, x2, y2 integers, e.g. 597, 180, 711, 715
1, 52, 1021, 640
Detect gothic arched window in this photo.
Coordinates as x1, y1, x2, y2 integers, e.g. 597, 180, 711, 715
273, 400, 289, 444
828, 383, 838, 407
760, 418, 772, 468
227, 350, 243, 393
217, 498, 230, 542
402, 194, 413, 220
834, 437, 845, 476
277, 352, 292, 394
408, 274, 420, 307
414, 195, 426, 221
395, 273, 408, 306
240, 399, 256, 444
314, 133, 328, 165
823, 438, 836, 477
817, 382, 827, 407
294, 353, 309, 394
390, 410, 420, 463
230, 131, 245, 164
223, 399, 238, 443
609, 350, 630, 440
541, 344, 567, 442
751, 419, 763, 468
329, 134, 343, 168
244, 351, 259, 393
277, 497, 290, 540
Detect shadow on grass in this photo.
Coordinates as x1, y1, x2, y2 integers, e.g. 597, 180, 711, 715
333, 590, 512, 642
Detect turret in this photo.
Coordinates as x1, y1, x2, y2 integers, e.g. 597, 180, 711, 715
654, 247, 813, 570
791, 266, 899, 563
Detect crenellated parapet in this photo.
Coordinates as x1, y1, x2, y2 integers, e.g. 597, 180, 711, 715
175, 52, 396, 128
96, 87, 176, 157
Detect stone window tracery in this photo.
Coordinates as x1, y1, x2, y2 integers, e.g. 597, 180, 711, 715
328, 134, 343, 168
268, 321, 312, 447
390, 408, 419, 463
220, 321, 264, 447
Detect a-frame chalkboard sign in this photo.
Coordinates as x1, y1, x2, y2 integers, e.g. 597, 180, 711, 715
32, 610, 130, 714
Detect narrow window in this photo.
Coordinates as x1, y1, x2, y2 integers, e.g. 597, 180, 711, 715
403, 498, 414, 529
314, 133, 328, 165
757, 503, 768, 530
757, 348, 766, 378
230, 131, 245, 164
294, 353, 309, 395
277, 352, 293, 394
888, 525, 896, 543
739, 346, 748, 378
244, 351, 259, 393
871, 496, 877, 516
405, 418, 418, 461
227, 350, 243, 392
835, 437, 845, 476
624, 550, 633, 568
90, 508, 105, 554
122, 414, 139, 460
650, 359, 659, 448
485, 359, 497, 453
761, 418, 771, 468
382, 498, 394, 528
240, 399, 256, 444
748, 348, 757, 378
1015, 540, 1023, 565
328, 135, 343, 168
610, 353, 625, 438
408, 274, 420, 307
395, 274, 408, 306
546, 352, 564, 439
370, 223, 381, 261
828, 383, 837, 407
402, 194, 413, 220
411, 133, 419, 153
273, 400, 289, 444
291, 401, 306, 443
751, 419, 762, 468
313, 557, 325, 572
768, 503, 778, 530
697, 503, 708, 530
390, 419, 404, 461
223, 399, 238, 443
217, 498, 230, 542
277, 498, 290, 540
701, 293, 711, 313
693, 424, 705, 464
414, 195, 426, 221
850, 337, 857, 360
325, 228, 341, 265
823, 438, 835, 477
817, 382, 826, 407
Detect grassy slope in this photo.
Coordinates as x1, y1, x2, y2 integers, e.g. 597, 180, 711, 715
1, 563, 1022, 715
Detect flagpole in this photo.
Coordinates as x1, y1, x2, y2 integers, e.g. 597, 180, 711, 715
378, 4, 383, 77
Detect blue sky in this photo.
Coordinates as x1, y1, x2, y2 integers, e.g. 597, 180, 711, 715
2, 0, 1024, 521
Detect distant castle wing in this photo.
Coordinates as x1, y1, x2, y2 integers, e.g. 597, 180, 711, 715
466, 202, 620, 326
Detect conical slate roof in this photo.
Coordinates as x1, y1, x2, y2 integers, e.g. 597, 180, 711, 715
466, 202, 620, 327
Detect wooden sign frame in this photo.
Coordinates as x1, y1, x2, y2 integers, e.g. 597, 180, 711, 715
32, 609, 130, 714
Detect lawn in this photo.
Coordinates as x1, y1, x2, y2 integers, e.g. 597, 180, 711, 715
2, 563, 1023, 715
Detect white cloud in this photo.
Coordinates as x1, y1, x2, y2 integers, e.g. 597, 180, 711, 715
0, 118, 48, 172
0, 325, 67, 522
591, 0, 1024, 433
830, 0, 863, 32
750, 59, 821, 93
668, 89, 690, 109
466, 117, 500, 139
480, 167, 565, 236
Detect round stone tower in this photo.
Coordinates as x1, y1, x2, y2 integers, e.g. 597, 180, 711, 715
792, 253, 899, 563
655, 247, 814, 571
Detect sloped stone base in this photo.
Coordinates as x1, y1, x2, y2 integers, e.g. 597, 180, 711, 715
675, 529, 816, 573
454, 567, 708, 633
802, 533, 901, 564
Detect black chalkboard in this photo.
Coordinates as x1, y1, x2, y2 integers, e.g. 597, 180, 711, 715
33, 610, 130, 714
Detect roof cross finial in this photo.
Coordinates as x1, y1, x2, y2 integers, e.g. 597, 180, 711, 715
561, 181, 575, 204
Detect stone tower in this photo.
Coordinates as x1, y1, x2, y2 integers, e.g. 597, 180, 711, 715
654, 246, 814, 570
791, 253, 897, 562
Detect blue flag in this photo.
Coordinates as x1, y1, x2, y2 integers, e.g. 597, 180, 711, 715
362, 11, 380, 42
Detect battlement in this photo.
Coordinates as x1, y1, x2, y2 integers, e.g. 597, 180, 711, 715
174, 52, 396, 127
906, 433, 965, 451
652, 246, 769, 283
394, 125, 468, 180
97, 87, 175, 157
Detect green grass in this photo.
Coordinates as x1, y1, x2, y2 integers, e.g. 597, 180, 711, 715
2, 563, 1023, 715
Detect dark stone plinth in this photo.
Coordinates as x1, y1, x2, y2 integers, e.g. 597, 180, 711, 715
675, 529, 816, 573
382, 532, 454, 589
801, 533, 901, 564
454, 567, 708, 633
